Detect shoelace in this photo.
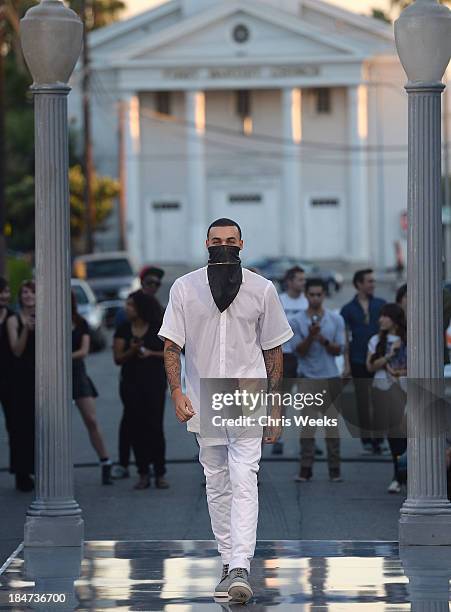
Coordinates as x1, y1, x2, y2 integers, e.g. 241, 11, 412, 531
233, 568, 247, 579
221, 565, 229, 581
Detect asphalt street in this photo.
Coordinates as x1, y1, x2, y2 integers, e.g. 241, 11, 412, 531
0, 277, 404, 567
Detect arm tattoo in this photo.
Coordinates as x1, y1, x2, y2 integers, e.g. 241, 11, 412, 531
164, 340, 182, 394
263, 345, 283, 393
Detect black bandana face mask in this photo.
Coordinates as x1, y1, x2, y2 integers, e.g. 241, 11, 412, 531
207, 245, 243, 312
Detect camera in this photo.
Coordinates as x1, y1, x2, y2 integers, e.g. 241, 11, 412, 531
311, 314, 320, 325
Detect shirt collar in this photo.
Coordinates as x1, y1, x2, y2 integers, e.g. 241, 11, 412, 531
204, 265, 246, 284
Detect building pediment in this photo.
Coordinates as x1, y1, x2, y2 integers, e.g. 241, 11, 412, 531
117, 0, 368, 65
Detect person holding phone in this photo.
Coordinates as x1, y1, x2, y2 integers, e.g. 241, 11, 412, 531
113, 290, 168, 490
366, 303, 407, 494
291, 278, 345, 483
6, 280, 36, 491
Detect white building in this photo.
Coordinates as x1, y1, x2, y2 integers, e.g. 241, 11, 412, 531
69, 0, 412, 268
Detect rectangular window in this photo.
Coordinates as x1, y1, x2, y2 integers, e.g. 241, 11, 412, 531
315, 88, 331, 114
229, 194, 262, 203
155, 91, 172, 115
311, 198, 339, 207
152, 201, 180, 210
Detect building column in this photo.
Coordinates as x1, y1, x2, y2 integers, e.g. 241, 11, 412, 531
122, 93, 143, 266
20, 0, 84, 547
347, 84, 370, 263
185, 90, 206, 263
394, 0, 451, 544
281, 87, 303, 258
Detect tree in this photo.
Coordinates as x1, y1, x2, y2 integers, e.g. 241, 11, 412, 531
69, 0, 126, 30
371, 8, 391, 23
5, 165, 119, 253
69, 165, 120, 254
2, 0, 125, 256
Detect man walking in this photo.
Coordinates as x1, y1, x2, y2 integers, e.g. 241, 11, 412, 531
159, 218, 293, 604
340, 269, 386, 454
291, 278, 345, 482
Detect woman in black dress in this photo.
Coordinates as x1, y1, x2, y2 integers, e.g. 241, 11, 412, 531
6, 280, 36, 491
71, 291, 112, 485
113, 290, 168, 490
0, 277, 14, 475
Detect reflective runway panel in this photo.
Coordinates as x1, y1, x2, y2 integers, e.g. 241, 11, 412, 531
1, 540, 451, 610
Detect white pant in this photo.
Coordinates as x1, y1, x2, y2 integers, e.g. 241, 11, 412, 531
197, 434, 262, 573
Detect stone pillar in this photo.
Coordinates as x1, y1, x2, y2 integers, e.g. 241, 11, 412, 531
122, 93, 143, 265
347, 84, 370, 263
20, 0, 84, 546
185, 90, 206, 263
281, 87, 303, 258
394, 0, 451, 545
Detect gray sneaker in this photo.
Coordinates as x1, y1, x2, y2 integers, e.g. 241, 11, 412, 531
228, 568, 253, 603
214, 564, 230, 599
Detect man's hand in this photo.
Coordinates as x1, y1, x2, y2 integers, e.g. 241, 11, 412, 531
308, 322, 321, 338
171, 388, 195, 423
263, 423, 282, 445
263, 407, 283, 444
130, 338, 144, 354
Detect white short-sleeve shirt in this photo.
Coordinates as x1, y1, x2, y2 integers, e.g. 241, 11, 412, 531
158, 266, 293, 434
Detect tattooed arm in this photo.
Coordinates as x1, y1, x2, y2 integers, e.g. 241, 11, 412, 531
163, 339, 195, 423
262, 345, 283, 444
263, 345, 283, 392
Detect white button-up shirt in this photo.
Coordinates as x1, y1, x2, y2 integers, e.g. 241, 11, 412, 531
158, 266, 293, 434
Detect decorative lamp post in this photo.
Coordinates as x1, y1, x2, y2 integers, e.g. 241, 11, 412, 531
20, 0, 84, 546
395, 0, 451, 544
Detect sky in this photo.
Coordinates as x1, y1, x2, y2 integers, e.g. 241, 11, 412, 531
124, 0, 392, 19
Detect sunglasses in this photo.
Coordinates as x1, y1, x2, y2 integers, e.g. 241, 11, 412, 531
142, 279, 161, 288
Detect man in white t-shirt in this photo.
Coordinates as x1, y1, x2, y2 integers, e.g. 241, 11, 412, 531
275, 266, 308, 455
158, 218, 293, 604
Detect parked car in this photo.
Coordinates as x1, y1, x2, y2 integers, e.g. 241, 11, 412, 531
247, 256, 343, 295
72, 251, 140, 327
71, 278, 107, 352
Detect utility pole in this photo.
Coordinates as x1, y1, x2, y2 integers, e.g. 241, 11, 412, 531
81, 0, 95, 254
118, 100, 126, 251
0, 25, 6, 278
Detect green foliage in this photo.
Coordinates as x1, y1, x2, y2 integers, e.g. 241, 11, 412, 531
69, 0, 126, 30
371, 8, 392, 23
3, 0, 124, 254
6, 254, 33, 303
69, 164, 119, 239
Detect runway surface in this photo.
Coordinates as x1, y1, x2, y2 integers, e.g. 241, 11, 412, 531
1, 539, 450, 610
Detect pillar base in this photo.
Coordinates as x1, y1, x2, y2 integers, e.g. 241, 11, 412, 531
24, 515, 84, 547
399, 513, 451, 545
